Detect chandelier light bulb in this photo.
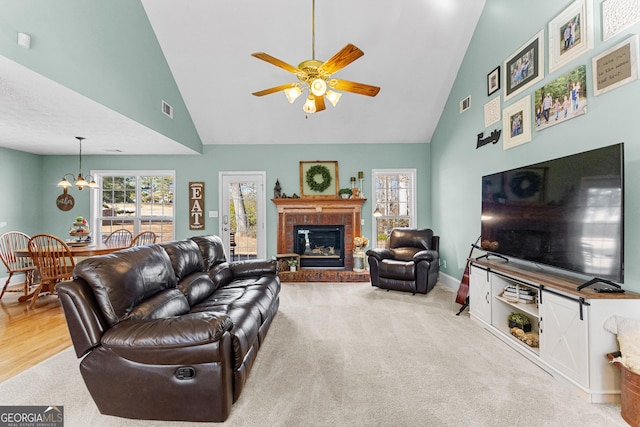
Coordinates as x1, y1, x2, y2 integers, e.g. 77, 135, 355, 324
310, 78, 327, 97
284, 85, 302, 103
325, 90, 342, 107
303, 96, 316, 114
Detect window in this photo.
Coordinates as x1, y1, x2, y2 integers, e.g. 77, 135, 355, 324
371, 169, 417, 248
91, 171, 175, 243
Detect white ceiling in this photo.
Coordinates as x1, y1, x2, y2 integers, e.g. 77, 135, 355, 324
0, 1, 485, 155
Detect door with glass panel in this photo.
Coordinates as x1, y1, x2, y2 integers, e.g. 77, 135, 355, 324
220, 172, 266, 260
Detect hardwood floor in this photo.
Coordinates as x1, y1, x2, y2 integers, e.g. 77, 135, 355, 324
0, 286, 71, 383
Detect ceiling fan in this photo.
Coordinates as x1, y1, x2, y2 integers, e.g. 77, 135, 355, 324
251, 0, 380, 114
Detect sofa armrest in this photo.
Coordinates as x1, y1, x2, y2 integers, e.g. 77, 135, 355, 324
101, 312, 233, 364
414, 249, 438, 263
230, 259, 277, 278
56, 278, 108, 358
366, 248, 394, 261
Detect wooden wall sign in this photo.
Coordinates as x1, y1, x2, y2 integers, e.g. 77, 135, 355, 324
189, 182, 205, 230
56, 190, 75, 211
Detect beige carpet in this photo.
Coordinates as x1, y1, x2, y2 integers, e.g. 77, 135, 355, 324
0, 282, 628, 426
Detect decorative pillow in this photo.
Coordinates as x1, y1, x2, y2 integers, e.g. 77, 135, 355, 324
604, 315, 640, 375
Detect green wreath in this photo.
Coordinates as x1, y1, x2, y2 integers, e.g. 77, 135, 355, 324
306, 165, 332, 192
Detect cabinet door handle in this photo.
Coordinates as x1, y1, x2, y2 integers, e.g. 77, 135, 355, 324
539, 316, 543, 334
485, 291, 490, 304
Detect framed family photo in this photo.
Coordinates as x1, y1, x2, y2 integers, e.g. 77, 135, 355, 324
592, 35, 640, 96
504, 30, 545, 101
487, 66, 501, 96
502, 95, 532, 150
534, 64, 587, 131
548, 0, 594, 73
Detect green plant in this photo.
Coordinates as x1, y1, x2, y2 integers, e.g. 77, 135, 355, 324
287, 258, 298, 267
508, 312, 531, 325
339, 188, 352, 195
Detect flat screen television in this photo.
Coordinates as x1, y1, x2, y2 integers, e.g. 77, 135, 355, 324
481, 143, 624, 282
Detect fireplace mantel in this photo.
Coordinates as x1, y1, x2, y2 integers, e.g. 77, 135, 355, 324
271, 197, 366, 257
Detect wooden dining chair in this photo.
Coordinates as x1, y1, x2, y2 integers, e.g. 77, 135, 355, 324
130, 231, 157, 247
27, 234, 75, 309
0, 231, 38, 300
104, 229, 133, 247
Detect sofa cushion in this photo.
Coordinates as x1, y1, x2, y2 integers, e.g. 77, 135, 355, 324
191, 235, 228, 271
160, 239, 204, 280
74, 245, 178, 326
389, 228, 433, 251
126, 288, 190, 321
178, 271, 218, 306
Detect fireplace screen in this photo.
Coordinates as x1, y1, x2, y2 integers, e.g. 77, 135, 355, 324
294, 225, 345, 268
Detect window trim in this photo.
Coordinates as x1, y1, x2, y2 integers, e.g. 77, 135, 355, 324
90, 169, 176, 243
370, 168, 417, 248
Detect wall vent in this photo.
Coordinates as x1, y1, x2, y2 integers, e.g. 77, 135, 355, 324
162, 100, 173, 119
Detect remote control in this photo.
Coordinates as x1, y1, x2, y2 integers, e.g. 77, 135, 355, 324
593, 287, 625, 293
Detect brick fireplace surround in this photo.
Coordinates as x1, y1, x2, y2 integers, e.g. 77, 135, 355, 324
272, 198, 370, 282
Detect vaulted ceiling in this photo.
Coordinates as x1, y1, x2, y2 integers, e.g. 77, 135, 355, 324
0, 1, 485, 155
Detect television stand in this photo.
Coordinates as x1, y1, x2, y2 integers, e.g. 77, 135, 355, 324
467, 257, 640, 403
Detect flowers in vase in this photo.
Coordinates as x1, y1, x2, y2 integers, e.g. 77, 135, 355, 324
353, 236, 369, 251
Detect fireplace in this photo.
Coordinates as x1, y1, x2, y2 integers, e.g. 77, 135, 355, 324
294, 225, 345, 268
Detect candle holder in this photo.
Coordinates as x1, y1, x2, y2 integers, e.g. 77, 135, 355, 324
358, 171, 364, 199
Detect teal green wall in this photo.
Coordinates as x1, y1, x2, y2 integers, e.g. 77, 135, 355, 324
1, 143, 430, 259
0, 148, 42, 236
0, 0, 201, 152
432, 0, 640, 291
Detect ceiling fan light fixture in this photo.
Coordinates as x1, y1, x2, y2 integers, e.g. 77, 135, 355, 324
325, 90, 341, 107
303, 96, 316, 114
284, 85, 303, 103
310, 78, 327, 97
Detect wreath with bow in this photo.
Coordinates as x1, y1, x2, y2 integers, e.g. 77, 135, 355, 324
305, 165, 332, 192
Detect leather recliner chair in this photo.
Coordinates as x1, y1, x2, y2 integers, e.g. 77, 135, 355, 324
366, 228, 440, 295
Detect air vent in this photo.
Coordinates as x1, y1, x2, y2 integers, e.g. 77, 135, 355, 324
162, 100, 173, 119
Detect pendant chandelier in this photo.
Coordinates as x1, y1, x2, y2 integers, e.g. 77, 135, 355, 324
57, 136, 98, 191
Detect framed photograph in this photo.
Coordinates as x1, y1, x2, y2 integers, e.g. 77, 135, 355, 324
534, 64, 587, 131
504, 30, 544, 101
502, 95, 532, 150
487, 66, 501, 95
299, 161, 339, 198
602, 0, 640, 41
592, 35, 640, 96
548, 0, 594, 73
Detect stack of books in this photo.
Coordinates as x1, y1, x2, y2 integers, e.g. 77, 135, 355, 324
502, 285, 537, 304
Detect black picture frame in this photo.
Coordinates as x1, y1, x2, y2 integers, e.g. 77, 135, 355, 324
504, 30, 545, 101
487, 66, 501, 96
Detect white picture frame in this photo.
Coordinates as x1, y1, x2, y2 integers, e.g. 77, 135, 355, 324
503, 96, 532, 150
504, 31, 545, 102
592, 34, 640, 96
602, 0, 640, 41
484, 96, 501, 127
548, 0, 594, 73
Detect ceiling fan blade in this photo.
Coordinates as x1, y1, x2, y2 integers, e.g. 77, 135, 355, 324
320, 44, 364, 74
315, 95, 326, 112
252, 83, 296, 97
251, 52, 301, 74
330, 79, 380, 97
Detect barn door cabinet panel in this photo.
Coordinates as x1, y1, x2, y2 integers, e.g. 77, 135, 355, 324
468, 258, 640, 403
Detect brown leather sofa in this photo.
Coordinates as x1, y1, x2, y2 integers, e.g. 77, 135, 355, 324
55, 235, 280, 422
366, 228, 439, 295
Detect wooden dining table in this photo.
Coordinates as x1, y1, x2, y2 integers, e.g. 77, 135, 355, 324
14, 242, 130, 305
14, 242, 130, 258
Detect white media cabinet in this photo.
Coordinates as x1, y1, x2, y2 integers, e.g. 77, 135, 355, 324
468, 258, 640, 403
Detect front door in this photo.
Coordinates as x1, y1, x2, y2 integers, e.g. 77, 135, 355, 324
220, 172, 266, 260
